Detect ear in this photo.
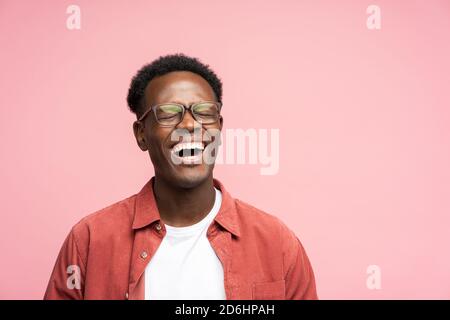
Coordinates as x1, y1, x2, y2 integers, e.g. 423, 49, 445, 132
215, 116, 224, 147
133, 121, 148, 151
218, 115, 224, 130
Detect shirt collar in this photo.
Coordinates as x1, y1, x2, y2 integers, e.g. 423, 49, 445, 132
132, 177, 241, 238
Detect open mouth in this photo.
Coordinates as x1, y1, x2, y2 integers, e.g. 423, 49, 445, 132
170, 142, 205, 164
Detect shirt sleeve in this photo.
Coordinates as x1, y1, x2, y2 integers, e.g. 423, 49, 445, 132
281, 224, 318, 300
44, 228, 86, 300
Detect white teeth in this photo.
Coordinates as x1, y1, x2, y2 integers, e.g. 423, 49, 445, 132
170, 141, 205, 165
172, 142, 204, 154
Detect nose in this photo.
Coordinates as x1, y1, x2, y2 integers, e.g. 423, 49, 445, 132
176, 109, 200, 133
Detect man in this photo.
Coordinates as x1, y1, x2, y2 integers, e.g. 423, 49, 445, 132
44, 54, 318, 300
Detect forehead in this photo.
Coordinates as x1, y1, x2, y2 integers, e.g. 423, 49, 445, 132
144, 71, 216, 105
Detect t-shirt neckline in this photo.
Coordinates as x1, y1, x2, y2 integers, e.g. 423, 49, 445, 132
163, 187, 222, 236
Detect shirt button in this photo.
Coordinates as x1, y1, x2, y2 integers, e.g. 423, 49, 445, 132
140, 251, 148, 259
125, 292, 129, 300
155, 223, 162, 232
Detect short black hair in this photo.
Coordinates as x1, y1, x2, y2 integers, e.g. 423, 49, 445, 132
127, 53, 223, 117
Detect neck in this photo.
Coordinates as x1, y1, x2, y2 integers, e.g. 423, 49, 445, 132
153, 175, 216, 227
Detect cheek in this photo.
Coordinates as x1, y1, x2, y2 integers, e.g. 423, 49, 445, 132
145, 128, 171, 154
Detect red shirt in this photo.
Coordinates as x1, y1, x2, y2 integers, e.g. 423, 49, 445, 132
44, 177, 318, 300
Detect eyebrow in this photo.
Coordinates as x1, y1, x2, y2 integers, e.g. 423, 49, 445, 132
158, 100, 212, 106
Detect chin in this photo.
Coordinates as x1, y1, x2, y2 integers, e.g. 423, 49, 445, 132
170, 164, 213, 189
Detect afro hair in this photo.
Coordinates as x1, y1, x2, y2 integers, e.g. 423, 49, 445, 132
126, 53, 223, 117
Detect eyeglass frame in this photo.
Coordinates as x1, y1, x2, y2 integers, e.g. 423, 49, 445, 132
137, 100, 222, 127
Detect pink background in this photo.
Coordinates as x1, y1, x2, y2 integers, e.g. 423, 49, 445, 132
1, 0, 449, 299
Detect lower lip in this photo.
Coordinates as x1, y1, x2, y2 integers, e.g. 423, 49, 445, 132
171, 151, 203, 165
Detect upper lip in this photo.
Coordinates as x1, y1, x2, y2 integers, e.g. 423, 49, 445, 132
168, 136, 208, 150
171, 141, 205, 154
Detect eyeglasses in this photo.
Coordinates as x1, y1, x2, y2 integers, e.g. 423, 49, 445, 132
138, 101, 222, 127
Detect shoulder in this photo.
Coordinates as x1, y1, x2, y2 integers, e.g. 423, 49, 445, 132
235, 199, 283, 228
233, 198, 315, 290
69, 193, 137, 246
234, 198, 299, 249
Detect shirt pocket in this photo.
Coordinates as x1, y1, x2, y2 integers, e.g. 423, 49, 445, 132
252, 279, 286, 300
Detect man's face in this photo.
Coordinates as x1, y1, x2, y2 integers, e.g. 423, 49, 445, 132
133, 71, 223, 188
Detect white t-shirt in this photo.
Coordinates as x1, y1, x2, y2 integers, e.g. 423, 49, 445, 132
144, 187, 226, 300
